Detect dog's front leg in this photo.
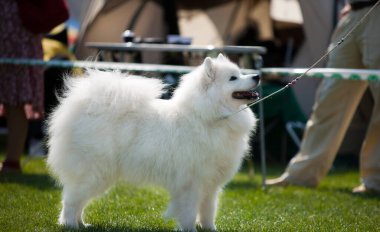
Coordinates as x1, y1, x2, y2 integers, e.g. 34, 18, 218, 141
169, 185, 200, 232
198, 188, 220, 231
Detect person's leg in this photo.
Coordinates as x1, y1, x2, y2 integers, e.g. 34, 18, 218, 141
355, 7, 380, 193
354, 83, 380, 192
270, 79, 367, 187
1, 105, 28, 171
267, 10, 368, 187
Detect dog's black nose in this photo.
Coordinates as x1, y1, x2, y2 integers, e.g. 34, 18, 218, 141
251, 74, 260, 82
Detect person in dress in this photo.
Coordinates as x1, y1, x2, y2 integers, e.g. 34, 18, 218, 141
0, 0, 44, 172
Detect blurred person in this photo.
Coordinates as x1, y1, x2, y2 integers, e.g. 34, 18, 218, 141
27, 24, 80, 157
266, 0, 380, 193
0, 0, 44, 172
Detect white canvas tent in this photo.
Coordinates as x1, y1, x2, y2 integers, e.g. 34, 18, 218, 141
71, 0, 168, 62
71, 0, 277, 60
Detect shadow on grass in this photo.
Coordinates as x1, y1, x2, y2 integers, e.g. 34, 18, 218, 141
225, 179, 259, 190
350, 192, 380, 200
317, 186, 380, 200
59, 225, 174, 232
85, 227, 172, 232
0, 172, 58, 190
62, 225, 222, 232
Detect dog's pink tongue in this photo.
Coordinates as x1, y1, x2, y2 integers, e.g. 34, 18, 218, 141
232, 90, 259, 100
243, 91, 259, 99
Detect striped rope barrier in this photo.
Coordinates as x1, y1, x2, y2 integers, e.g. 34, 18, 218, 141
261, 67, 380, 82
1, 58, 379, 81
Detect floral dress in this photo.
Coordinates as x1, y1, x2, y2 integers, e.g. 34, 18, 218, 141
0, 0, 44, 118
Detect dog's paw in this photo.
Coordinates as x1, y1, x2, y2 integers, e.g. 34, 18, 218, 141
58, 218, 79, 229
80, 222, 92, 228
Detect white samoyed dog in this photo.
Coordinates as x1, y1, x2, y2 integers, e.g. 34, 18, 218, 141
47, 54, 259, 231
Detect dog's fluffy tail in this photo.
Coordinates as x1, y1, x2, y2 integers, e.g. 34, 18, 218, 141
59, 70, 167, 115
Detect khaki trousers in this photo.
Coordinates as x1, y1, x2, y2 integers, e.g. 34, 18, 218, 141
282, 6, 380, 190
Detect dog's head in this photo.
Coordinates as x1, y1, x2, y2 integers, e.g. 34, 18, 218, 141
202, 54, 260, 110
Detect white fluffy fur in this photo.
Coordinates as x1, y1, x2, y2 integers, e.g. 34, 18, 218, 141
47, 54, 258, 231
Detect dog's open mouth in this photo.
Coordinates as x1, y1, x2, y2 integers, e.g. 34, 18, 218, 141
232, 90, 259, 101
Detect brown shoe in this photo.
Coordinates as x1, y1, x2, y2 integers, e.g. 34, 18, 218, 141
0, 160, 22, 173
352, 184, 379, 194
265, 177, 289, 187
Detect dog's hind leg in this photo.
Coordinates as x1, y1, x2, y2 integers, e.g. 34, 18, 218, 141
198, 188, 220, 231
59, 181, 107, 228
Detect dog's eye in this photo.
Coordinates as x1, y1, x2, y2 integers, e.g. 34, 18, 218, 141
229, 76, 238, 81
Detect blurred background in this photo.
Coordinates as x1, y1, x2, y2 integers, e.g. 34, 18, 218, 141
1, 0, 372, 166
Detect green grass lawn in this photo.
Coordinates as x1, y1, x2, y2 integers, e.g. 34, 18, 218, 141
0, 156, 379, 232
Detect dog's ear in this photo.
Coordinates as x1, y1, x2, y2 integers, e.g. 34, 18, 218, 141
217, 53, 227, 62
203, 57, 215, 80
